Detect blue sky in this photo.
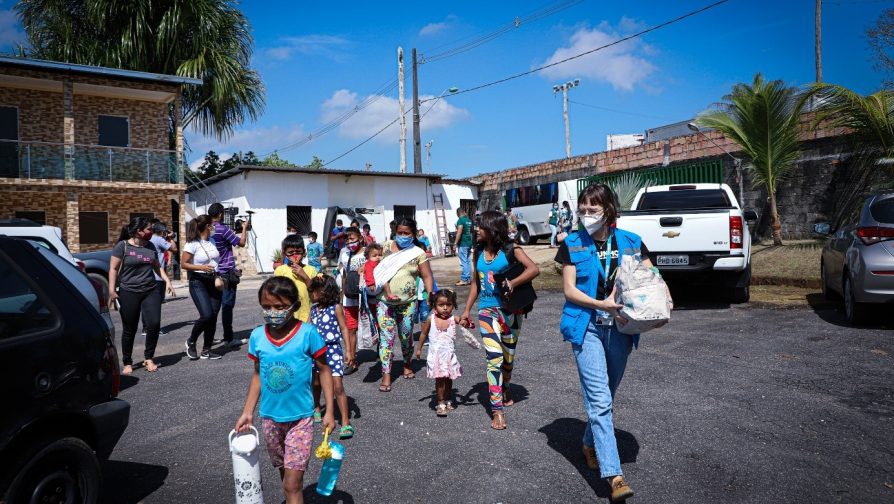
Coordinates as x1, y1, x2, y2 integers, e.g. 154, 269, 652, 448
1, 0, 890, 177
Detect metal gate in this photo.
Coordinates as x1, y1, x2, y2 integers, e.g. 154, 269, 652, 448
577, 159, 724, 194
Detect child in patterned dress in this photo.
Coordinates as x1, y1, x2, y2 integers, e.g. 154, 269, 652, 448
414, 289, 481, 416
308, 274, 354, 439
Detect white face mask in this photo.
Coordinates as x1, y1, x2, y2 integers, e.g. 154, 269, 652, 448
581, 216, 605, 235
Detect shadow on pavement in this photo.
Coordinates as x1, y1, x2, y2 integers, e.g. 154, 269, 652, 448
101, 460, 169, 504
538, 418, 639, 500
665, 283, 732, 310
458, 381, 530, 414
119, 375, 139, 392
302, 486, 355, 503
806, 292, 893, 329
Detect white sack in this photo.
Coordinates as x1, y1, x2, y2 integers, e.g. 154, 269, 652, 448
615, 255, 673, 335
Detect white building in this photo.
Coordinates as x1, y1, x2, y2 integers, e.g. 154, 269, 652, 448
606, 133, 645, 151
186, 165, 478, 273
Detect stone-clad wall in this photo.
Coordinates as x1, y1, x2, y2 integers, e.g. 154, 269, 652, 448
0, 87, 65, 143
74, 94, 169, 150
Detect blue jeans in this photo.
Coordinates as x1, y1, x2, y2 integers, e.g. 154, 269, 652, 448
571, 319, 633, 478
220, 280, 237, 340
458, 246, 471, 283
549, 224, 558, 247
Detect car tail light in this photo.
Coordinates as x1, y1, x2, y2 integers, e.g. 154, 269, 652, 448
871, 270, 894, 275
76, 259, 86, 272
106, 344, 120, 397
730, 216, 743, 249
857, 226, 894, 245
88, 277, 109, 313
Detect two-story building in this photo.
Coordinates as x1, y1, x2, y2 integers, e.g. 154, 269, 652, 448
0, 56, 201, 252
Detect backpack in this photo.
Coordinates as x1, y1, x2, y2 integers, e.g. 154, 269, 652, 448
342, 257, 362, 300
474, 243, 536, 315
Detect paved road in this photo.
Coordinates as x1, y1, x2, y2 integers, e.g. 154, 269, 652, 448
102, 282, 893, 503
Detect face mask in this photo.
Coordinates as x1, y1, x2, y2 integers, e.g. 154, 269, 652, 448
347, 241, 361, 252
395, 235, 414, 249
581, 216, 605, 235
140, 230, 154, 240
262, 305, 294, 328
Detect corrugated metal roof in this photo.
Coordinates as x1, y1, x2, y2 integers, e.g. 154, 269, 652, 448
0, 56, 203, 85
188, 164, 446, 192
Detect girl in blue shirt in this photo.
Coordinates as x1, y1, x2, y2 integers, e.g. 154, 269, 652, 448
460, 211, 539, 430
235, 277, 336, 504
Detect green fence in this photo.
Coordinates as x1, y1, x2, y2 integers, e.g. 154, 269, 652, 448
576, 159, 725, 194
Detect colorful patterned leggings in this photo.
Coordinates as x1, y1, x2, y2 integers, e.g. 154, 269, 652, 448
479, 307, 522, 411
377, 301, 417, 374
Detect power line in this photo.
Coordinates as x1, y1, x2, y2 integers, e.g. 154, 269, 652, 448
569, 100, 676, 121
421, 0, 730, 103
323, 114, 404, 168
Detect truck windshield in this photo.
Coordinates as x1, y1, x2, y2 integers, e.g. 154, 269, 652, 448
637, 189, 732, 210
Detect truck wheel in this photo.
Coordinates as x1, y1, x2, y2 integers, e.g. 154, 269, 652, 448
728, 265, 751, 304
6, 437, 102, 504
516, 227, 530, 245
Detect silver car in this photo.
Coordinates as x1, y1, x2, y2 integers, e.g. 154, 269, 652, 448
818, 192, 894, 324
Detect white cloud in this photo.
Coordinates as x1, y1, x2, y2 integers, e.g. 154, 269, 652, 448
536, 19, 657, 91
261, 34, 349, 61
419, 15, 457, 37
186, 124, 306, 164
320, 89, 468, 141
0, 8, 25, 48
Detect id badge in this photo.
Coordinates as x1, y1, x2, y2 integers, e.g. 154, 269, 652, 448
594, 309, 614, 326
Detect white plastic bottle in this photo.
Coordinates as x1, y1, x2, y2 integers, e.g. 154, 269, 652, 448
229, 427, 264, 504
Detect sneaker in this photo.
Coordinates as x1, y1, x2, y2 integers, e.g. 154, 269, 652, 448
185, 341, 199, 360
212, 338, 225, 344
200, 349, 222, 360
609, 476, 634, 502
143, 330, 168, 337
228, 338, 248, 348
343, 365, 357, 376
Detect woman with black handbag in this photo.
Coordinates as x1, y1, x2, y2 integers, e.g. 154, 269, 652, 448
459, 211, 539, 430
181, 215, 223, 361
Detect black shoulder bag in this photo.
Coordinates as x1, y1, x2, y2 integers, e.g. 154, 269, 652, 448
486, 244, 537, 315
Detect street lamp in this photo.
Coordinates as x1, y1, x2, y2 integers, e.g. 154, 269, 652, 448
687, 122, 744, 205
553, 79, 581, 158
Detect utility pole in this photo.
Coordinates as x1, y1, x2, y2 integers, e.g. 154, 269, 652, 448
815, 0, 822, 82
553, 79, 580, 159
425, 140, 433, 173
398, 47, 407, 173
412, 48, 422, 174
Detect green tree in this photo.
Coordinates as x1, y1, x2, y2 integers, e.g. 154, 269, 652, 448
305, 156, 324, 170
868, 8, 894, 89
16, 0, 265, 140
806, 84, 894, 226
197, 150, 222, 178
696, 74, 805, 245
261, 152, 295, 167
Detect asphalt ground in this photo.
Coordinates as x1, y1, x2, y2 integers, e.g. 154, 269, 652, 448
101, 279, 893, 504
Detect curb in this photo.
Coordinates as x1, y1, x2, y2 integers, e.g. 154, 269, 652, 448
751, 276, 821, 289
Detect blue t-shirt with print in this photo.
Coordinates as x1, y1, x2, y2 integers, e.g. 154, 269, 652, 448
476, 249, 510, 310
248, 322, 326, 422
306, 241, 324, 270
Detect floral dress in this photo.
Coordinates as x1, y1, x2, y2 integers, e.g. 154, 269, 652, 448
425, 314, 462, 380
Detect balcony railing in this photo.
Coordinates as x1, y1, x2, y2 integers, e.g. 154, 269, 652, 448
0, 139, 184, 184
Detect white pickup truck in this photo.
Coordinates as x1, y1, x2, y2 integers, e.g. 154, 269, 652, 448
617, 183, 758, 303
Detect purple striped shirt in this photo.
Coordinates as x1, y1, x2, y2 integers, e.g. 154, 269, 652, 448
212, 221, 241, 272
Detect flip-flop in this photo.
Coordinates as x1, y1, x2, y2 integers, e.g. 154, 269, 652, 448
491, 411, 507, 430
313, 411, 322, 424
378, 384, 391, 392
436, 403, 448, 417
403, 372, 415, 379
338, 425, 355, 439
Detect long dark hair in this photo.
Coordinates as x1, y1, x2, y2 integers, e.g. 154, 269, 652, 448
476, 210, 510, 253
394, 217, 425, 249
308, 275, 340, 307
577, 183, 619, 226
186, 215, 212, 242
118, 216, 152, 242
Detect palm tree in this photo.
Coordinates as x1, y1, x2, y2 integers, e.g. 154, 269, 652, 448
805, 84, 894, 227
696, 74, 805, 245
15, 0, 265, 140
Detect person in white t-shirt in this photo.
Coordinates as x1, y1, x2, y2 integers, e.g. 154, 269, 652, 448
180, 215, 223, 361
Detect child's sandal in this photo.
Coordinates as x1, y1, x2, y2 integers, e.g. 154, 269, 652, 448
338, 425, 355, 439
313, 411, 322, 424
446, 401, 456, 410
436, 403, 448, 417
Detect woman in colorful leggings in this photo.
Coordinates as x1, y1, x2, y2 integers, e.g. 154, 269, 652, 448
375, 218, 435, 392
461, 211, 539, 430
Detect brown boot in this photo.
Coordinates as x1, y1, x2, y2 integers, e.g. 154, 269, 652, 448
582, 445, 598, 470
609, 476, 634, 502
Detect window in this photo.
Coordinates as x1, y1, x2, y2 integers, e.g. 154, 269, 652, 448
14, 211, 46, 225
15, 237, 57, 253
98, 115, 129, 147
870, 197, 894, 224
129, 212, 154, 223
504, 182, 558, 208
0, 258, 58, 340
636, 189, 732, 211
0, 106, 18, 178
79, 212, 109, 244
286, 206, 312, 235
393, 205, 416, 223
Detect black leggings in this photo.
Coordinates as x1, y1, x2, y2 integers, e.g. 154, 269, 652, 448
118, 286, 162, 365
188, 274, 223, 350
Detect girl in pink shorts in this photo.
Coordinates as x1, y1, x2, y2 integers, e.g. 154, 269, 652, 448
235, 277, 337, 504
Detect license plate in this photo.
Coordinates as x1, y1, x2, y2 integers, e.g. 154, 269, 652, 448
657, 255, 689, 266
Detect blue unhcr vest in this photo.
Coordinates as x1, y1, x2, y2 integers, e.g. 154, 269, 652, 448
559, 227, 643, 346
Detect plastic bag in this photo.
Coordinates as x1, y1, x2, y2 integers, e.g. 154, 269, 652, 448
614, 255, 673, 335
456, 324, 482, 350
356, 289, 378, 350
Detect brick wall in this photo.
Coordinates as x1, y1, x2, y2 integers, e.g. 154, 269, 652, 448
74, 95, 169, 150
0, 87, 64, 143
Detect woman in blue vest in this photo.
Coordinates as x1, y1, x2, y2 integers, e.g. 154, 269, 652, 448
555, 183, 656, 502
460, 210, 540, 430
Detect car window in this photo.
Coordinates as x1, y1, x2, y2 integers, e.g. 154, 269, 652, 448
869, 197, 894, 224
0, 257, 60, 340
35, 245, 99, 309
18, 236, 58, 253
636, 189, 732, 210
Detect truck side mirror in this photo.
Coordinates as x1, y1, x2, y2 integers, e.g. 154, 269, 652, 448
743, 210, 758, 221
813, 222, 831, 235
